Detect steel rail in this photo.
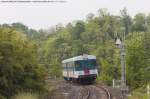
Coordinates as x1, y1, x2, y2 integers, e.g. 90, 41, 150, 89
95, 85, 111, 99
78, 86, 90, 99
84, 87, 90, 99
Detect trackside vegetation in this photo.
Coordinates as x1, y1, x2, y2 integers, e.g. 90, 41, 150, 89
0, 27, 46, 98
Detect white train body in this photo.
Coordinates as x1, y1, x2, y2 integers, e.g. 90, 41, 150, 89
62, 54, 98, 82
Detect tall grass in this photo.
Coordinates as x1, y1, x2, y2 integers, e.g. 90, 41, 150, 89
128, 92, 147, 99
128, 87, 148, 99
13, 92, 39, 99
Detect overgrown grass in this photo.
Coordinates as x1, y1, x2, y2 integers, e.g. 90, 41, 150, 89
128, 92, 147, 99
128, 87, 148, 99
13, 92, 39, 99
0, 94, 6, 99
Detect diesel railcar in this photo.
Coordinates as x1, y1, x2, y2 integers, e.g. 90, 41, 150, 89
62, 54, 98, 83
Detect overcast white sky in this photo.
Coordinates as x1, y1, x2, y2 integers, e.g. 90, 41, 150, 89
0, 0, 150, 29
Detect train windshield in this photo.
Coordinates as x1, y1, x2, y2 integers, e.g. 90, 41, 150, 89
75, 59, 96, 71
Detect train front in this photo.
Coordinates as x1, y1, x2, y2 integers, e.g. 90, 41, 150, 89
74, 55, 98, 83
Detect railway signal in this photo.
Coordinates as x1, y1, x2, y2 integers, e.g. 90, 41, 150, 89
115, 37, 126, 87
115, 33, 128, 99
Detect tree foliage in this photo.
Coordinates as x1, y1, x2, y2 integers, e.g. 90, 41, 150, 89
126, 33, 149, 88
0, 27, 46, 98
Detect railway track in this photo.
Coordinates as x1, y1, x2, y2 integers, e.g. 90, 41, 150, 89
78, 86, 90, 99
77, 85, 111, 99
45, 78, 121, 99
94, 85, 111, 99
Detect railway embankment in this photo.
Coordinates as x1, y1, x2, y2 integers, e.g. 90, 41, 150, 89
45, 78, 123, 99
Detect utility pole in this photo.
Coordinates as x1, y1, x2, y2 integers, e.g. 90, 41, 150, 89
121, 32, 126, 88
120, 44, 126, 87
115, 32, 128, 99
120, 39, 127, 99
115, 35, 126, 87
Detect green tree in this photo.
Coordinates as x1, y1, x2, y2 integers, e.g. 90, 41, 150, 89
126, 32, 150, 89
0, 27, 46, 98
132, 13, 146, 32
120, 8, 132, 35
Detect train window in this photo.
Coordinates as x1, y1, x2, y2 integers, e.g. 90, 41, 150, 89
74, 59, 96, 70
70, 62, 73, 70
62, 63, 66, 67
66, 63, 68, 70
68, 62, 71, 70
65, 62, 74, 70
87, 59, 96, 69
62, 63, 67, 70
75, 61, 83, 71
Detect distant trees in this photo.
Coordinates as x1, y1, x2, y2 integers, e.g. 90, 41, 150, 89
72, 21, 85, 39
42, 8, 150, 89
132, 13, 146, 32
120, 8, 132, 35
0, 22, 48, 41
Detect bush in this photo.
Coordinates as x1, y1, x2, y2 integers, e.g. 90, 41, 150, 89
0, 27, 46, 98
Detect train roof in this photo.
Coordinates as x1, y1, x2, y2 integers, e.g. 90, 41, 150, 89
62, 54, 96, 63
